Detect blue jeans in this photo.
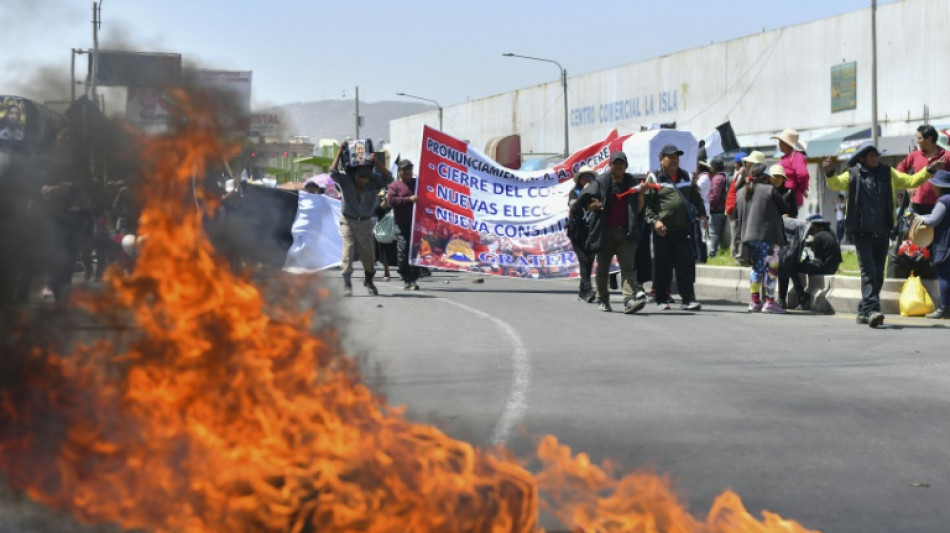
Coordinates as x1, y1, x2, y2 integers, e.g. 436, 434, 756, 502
707, 213, 726, 255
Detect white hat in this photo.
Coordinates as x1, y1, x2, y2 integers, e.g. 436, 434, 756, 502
771, 129, 805, 152
741, 151, 767, 165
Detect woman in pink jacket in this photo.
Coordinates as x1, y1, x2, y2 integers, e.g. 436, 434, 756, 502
772, 129, 809, 219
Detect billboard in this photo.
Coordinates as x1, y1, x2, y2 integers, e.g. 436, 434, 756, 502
125, 69, 252, 133
831, 61, 857, 113
250, 113, 281, 137
90, 51, 182, 87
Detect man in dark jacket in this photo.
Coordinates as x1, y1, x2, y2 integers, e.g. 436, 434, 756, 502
642, 144, 708, 310
778, 215, 842, 310
573, 151, 647, 314
386, 159, 420, 290
824, 142, 942, 327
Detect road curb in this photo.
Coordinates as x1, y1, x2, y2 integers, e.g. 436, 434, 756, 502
694, 264, 940, 315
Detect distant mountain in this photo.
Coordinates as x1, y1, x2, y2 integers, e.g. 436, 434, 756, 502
266, 100, 433, 145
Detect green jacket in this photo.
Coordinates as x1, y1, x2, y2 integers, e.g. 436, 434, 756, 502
642, 167, 707, 231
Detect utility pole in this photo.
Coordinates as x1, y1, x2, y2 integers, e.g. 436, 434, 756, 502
871, 0, 879, 145
90, 1, 103, 107
355, 86, 361, 139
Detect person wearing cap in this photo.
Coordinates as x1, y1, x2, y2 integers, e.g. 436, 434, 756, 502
574, 151, 647, 314
778, 214, 842, 311
387, 159, 421, 290
330, 143, 393, 296
567, 166, 598, 302
725, 151, 751, 258
736, 163, 791, 313
822, 142, 944, 327
772, 129, 809, 218
642, 144, 708, 310
897, 125, 948, 216
917, 170, 950, 318
706, 157, 730, 256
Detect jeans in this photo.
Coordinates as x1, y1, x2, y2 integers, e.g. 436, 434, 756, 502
595, 228, 638, 303
707, 213, 726, 255
936, 260, 950, 310
853, 233, 889, 316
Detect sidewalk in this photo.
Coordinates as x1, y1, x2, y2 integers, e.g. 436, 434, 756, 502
694, 264, 940, 315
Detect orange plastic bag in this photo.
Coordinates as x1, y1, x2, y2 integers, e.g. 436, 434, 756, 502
899, 274, 935, 317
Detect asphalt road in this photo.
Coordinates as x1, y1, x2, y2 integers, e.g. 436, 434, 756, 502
336, 269, 950, 533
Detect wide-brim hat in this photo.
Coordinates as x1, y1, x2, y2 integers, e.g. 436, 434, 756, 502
928, 169, 950, 189
909, 215, 935, 248
771, 128, 805, 152
768, 164, 787, 178
574, 165, 597, 184
742, 151, 766, 165
848, 141, 886, 167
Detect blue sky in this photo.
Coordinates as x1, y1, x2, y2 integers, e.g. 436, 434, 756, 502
1, 0, 894, 109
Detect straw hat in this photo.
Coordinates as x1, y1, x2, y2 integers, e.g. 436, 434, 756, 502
574, 165, 597, 185
771, 128, 805, 152
768, 164, 787, 178
909, 215, 935, 248
741, 151, 767, 165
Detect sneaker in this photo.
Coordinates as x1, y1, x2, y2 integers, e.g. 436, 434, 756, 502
624, 298, 646, 314
404, 282, 413, 290
410, 282, 421, 291
657, 301, 671, 310
585, 292, 597, 303
635, 286, 647, 301
681, 301, 702, 311
925, 307, 950, 319
598, 301, 612, 312
647, 290, 657, 303
748, 300, 763, 312
856, 314, 869, 325
762, 300, 787, 314
868, 312, 885, 328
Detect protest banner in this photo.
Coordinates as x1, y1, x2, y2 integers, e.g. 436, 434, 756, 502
411, 127, 630, 279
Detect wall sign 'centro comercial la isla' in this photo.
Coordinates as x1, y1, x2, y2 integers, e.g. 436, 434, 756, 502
569, 89, 680, 127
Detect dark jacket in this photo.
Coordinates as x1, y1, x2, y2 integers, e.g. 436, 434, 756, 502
847, 164, 893, 235
736, 183, 790, 245
642, 167, 707, 231
386, 178, 416, 226
574, 171, 641, 252
707, 172, 729, 213
566, 187, 590, 252
810, 229, 843, 272
931, 194, 950, 265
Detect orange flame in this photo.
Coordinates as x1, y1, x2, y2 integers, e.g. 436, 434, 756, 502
0, 92, 819, 533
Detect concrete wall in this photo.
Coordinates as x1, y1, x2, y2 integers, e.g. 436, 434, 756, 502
390, 0, 949, 167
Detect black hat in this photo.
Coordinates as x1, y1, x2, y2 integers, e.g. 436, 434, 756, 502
397, 159, 413, 169
806, 214, 832, 226
610, 151, 628, 164
660, 144, 684, 157
848, 141, 886, 167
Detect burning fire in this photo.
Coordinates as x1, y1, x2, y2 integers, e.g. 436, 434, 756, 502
0, 92, 819, 533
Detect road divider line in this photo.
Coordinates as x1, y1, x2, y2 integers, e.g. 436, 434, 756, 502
434, 298, 531, 446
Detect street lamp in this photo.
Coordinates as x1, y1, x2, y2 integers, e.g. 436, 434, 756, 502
503, 52, 569, 159
396, 92, 443, 131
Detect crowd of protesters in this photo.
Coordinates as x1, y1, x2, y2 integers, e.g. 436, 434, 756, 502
562, 124, 948, 326
4, 118, 949, 328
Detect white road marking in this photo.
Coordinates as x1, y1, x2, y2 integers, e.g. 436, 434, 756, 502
434, 298, 530, 446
